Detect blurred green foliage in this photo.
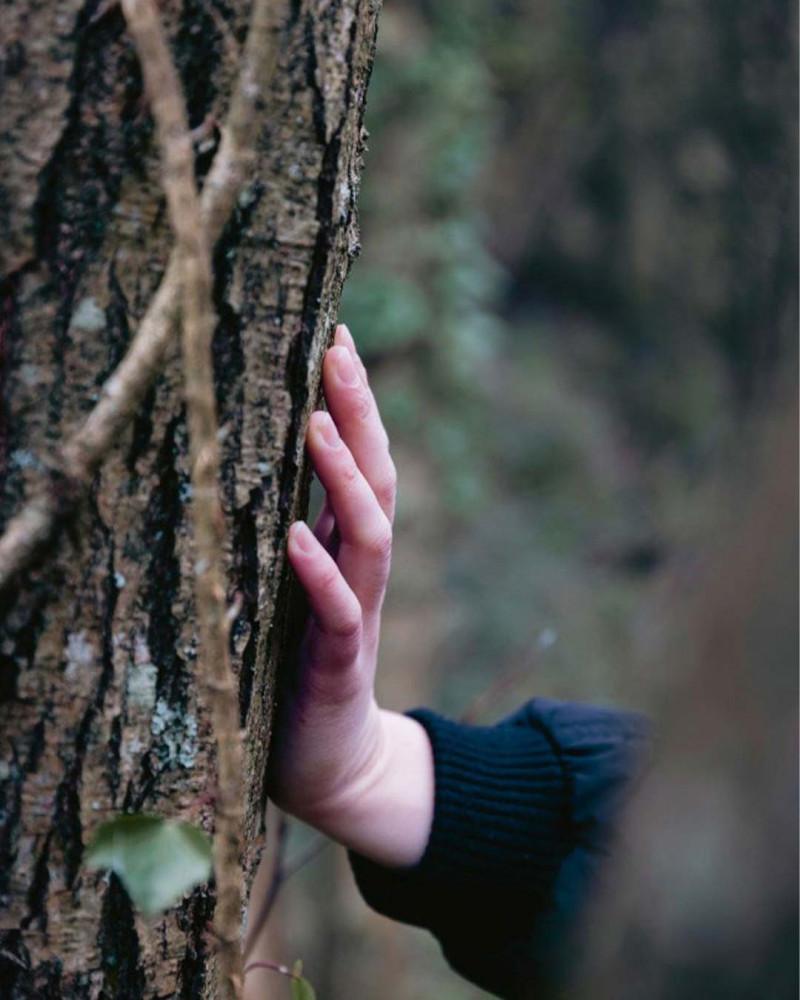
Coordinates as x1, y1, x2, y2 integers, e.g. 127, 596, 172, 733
301, 0, 797, 995
341, 0, 796, 709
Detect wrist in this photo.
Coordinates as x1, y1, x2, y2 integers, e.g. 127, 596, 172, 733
302, 710, 435, 868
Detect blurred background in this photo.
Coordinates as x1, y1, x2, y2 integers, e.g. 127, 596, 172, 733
256, 1, 797, 996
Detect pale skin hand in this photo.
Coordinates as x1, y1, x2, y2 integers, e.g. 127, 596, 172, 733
267, 324, 434, 868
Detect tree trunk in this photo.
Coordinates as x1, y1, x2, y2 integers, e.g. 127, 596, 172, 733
0, 1, 380, 996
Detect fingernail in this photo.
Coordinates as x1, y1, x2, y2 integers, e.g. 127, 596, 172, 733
336, 324, 356, 351
290, 521, 314, 553
335, 348, 360, 387
317, 412, 340, 447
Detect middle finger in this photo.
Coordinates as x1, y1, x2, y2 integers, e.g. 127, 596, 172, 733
322, 328, 397, 523
306, 410, 392, 614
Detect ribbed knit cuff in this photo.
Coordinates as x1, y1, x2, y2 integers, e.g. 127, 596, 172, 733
349, 708, 570, 932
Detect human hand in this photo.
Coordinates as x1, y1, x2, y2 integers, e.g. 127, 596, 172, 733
267, 325, 434, 868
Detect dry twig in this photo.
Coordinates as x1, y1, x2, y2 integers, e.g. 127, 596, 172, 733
0, 0, 280, 594
120, 1, 280, 996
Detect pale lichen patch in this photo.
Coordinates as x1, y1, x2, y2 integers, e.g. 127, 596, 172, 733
18, 363, 42, 387
125, 632, 158, 712
151, 698, 199, 770
64, 630, 96, 679
69, 296, 106, 332
9, 449, 42, 471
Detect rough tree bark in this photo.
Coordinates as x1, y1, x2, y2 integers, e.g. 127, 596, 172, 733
0, 1, 380, 996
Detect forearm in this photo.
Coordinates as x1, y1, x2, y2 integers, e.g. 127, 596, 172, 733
348, 700, 650, 998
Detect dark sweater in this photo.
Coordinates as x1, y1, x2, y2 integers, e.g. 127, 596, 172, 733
349, 698, 650, 999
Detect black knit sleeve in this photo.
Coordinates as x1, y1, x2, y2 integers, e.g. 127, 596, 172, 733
348, 699, 650, 999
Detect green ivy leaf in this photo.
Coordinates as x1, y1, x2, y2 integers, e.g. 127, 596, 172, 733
290, 960, 316, 1000
84, 815, 212, 917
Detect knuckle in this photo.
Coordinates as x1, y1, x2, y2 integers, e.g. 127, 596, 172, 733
341, 458, 359, 484
319, 566, 344, 609
375, 465, 397, 508
352, 387, 372, 422
331, 610, 362, 645
364, 521, 393, 561
311, 602, 362, 659
318, 567, 341, 594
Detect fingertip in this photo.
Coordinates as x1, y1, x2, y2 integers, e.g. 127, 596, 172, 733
326, 343, 349, 365
335, 325, 369, 383
335, 323, 355, 352
289, 520, 315, 555
309, 409, 340, 448
327, 345, 360, 389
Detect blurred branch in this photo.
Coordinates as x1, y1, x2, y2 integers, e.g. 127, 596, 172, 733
458, 636, 555, 724
245, 813, 329, 960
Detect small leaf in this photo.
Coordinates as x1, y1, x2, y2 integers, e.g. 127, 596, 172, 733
290, 960, 316, 1000
85, 815, 212, 917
